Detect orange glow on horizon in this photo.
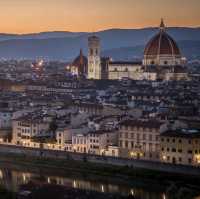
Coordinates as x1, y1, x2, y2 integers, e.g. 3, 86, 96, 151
0, 0, 199, 34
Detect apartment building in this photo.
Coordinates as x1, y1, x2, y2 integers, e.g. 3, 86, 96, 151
160, 129, 200, 166
12, 114, 50, 145
119, 119, 167, 160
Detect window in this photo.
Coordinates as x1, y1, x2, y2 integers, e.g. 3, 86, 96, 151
167, 156, 170, 161
156, 136, 159, 141
172, 148, 176, 152
149, 134, 152, 141
164, 61, 168, 65
112, 150, 115, 156
90, 49, 93, 55
188, 140, 192, 144
179, 157, 182, 162
179, 139, 182, 143
149, 143, 153, 152
151, 61, 155, 65
125, 141, 128, 148
178, 149, 182, 153
131, 133, 134, 139
188, 150, 193, 154
131, 141, 134, 148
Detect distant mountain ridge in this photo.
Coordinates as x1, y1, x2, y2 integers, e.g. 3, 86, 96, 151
0, 27, 199, 61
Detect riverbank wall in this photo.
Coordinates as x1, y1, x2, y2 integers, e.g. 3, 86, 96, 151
0, 144, 199, 176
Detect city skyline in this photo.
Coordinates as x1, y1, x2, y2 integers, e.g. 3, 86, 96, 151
0, 0, 199, 34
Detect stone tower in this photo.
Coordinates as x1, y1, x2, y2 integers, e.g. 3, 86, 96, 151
87, 35, 101, 79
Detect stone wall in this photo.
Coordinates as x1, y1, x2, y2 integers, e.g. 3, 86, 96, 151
0, 144, 199, 176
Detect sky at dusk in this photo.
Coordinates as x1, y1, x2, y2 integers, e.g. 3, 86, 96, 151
0, 0, 200, 33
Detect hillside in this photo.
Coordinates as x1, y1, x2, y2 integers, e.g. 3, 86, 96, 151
0, 28, 199, 60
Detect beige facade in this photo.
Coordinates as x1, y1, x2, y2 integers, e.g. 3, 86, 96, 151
12, 117, 50, 145
56, 127, 72, 147
72, 134, 88, 153
119, 120, 167, 161
160, 130, 200, 166
104, 145, 120, 157
108, 62, 143, 80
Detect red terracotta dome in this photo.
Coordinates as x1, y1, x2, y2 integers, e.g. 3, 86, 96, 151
71, 49, 88, 75
144, 20, 181, 57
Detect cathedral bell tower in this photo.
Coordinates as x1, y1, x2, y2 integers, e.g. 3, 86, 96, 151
87, 35, 101, 79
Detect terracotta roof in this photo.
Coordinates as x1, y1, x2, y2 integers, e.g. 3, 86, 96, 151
161, 129, 200, 138
72, 49, 87, 67
144, 20, 181, 57
120, 119, 163, 129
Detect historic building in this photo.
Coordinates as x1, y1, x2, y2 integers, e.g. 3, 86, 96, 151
69, 49, 88, 77
108, 61, 143, 80
119, 119, 168, 161
87, 35, 101, 79
160, 129, 200, 166
86, 19, 189, 81
143, 19, 188, 81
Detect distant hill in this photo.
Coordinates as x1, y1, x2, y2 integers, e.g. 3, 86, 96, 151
0, 31, 86, 41
0, 27, 199, 61
102, 40, 200, 60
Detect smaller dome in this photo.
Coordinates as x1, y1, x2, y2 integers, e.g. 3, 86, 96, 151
71, 49, 88, 75
72, 49, 87, 67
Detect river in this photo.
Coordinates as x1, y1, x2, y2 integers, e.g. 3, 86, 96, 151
0, 162, 199, 199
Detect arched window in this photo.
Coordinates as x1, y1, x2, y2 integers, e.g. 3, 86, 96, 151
151, 61, 155, 65
90, 49, 93, 56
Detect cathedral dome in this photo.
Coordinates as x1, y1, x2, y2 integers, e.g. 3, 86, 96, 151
143, 19, 182, 66
144, 20, 181, 57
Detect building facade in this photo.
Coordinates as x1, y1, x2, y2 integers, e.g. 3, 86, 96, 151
85, 19, 189, 81
12, 115, 50, 145
119, 120, 167, 161
160, 129, 200, 166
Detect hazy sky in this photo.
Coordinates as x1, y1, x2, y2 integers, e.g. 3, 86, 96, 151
0, 0, 199, 33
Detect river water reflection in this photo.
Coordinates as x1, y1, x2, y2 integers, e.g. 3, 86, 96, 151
0, 163, 197, 199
